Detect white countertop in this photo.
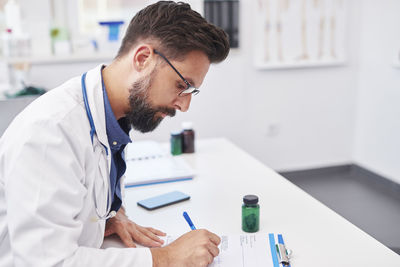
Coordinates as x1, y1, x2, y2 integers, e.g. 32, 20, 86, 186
106, 138, 400, 266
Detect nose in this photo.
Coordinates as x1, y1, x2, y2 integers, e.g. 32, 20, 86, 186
174, 94, 192, 112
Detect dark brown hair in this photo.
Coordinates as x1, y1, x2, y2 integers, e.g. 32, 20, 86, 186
116, 1, 230, 63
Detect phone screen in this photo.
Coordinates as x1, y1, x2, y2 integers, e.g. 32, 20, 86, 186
137, 191, 190, 210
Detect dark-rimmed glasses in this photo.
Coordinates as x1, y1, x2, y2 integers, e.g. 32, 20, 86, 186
154, 49, 200, 96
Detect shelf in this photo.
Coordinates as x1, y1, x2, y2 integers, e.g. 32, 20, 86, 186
1, 52, 115, 65
0, 95, 38, 102
254, 59, 346, 70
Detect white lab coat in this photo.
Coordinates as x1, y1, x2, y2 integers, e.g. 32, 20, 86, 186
0, 65, 152, 266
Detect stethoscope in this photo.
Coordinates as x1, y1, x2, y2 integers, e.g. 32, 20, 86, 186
81, 72, 116, 221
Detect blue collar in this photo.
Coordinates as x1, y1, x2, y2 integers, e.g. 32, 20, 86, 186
101, 68, 131, 150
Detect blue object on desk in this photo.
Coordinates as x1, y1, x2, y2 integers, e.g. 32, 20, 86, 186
183, 211, 196, 230
137, 191, 190, 210
269, 233, 280, 267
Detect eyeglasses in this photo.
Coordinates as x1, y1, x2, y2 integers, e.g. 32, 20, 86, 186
154, 49, 200, 96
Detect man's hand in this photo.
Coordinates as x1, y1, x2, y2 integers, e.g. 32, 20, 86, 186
150, 229, 221, 267
104, 207, 166, 248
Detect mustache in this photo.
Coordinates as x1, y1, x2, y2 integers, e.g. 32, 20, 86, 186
156, 106, 176, 117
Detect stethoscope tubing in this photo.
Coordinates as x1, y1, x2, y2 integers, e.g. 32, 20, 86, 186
81, 72, 114, 221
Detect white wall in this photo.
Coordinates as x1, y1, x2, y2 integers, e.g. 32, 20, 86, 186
353, 0, 400, 183
135, 0, 360, 172
0, 1, 371, 174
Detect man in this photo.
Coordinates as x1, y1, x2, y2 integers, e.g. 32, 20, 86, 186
0, 1, 229, 266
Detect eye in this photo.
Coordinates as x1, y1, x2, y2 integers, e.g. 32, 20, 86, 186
177, 83, 186, 90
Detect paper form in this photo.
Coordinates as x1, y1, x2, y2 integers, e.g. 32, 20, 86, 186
162, 234, 273, 267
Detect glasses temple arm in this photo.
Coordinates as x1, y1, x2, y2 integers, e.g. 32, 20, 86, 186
154, 49, 191, 86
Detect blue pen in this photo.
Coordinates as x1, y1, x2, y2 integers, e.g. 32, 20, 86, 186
183, 211, 196, 230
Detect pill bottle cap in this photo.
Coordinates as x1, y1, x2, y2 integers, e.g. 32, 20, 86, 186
170, 130, 182, 136
243, 195, 259, 205
182, 121, 193, 130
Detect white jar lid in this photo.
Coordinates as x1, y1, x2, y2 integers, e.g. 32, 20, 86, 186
182, 121, 193, 130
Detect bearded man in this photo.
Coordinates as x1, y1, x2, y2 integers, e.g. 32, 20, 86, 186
0, 1, 230, 266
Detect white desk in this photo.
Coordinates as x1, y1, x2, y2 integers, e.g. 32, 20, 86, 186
109, 138, 400, 266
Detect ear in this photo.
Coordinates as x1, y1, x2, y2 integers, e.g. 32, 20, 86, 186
132, 45, 153, 72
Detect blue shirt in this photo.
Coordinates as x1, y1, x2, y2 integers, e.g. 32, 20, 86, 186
101, 70, 131, 213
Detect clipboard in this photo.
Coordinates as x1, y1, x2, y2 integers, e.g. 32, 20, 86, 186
161, 233, 292, 267
269, 233, 292, 267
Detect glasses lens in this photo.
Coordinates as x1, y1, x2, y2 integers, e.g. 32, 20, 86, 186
179, 86, 199, 96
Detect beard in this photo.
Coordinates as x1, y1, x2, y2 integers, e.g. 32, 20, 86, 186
126, 70, 176, 133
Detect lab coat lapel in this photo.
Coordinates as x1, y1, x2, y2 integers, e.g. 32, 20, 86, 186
84, 65, 112, 173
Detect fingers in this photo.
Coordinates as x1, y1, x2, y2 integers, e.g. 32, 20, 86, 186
105, 214, 167, 248
130, 227, 164, 247
208, 232, 221, 246
158, 229, 220, 267
140, 227, 165, 245
147, 227, 167, 236
206, 242, 220, 258
118, 228, 136, 248
198, 248, 214, 266
192, 229, 220, 245
206, 253, 214, 265
194, 230, 220, 262
200, 253, 214, 266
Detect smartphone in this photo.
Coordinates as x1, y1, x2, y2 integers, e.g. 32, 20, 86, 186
137, 191, 190, 210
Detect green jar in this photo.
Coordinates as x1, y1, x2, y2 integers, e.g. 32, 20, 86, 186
242, 195, 260, 233
170, 131, 182, 156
